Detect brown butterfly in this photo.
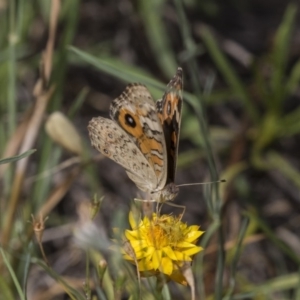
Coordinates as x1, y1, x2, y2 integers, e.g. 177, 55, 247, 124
88, 68, 183, 203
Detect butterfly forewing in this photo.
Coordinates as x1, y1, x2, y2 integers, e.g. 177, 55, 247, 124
109, 83, 168, 192
156, 67, 183, 184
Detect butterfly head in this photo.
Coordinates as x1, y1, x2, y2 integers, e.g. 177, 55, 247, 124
152, 182, 179, 203
168, 67, 183, 90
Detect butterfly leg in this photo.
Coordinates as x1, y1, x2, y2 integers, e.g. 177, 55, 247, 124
156, 201, 162, 216
134, 199, 165, 217
157, 202, 164, 216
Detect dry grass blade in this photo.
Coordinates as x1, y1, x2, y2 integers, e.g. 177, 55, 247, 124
25, 156, 82, 185
37, 167, 81, 217
0, 110, 31, 179
44, 0, 60, 83
180, 262, 196, 300
1, 0, 61, 247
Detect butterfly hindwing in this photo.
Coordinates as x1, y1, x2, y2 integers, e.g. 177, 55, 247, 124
88, 117, 158, 192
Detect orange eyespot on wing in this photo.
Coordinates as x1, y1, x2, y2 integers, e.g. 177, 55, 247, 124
117, 108, 144, 139
110, 83, 168, 190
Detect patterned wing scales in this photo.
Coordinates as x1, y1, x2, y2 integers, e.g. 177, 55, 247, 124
109, 83, 168, 191
156, 67, 183, 183
88, 117, 158, 192
88, 68, 183, 203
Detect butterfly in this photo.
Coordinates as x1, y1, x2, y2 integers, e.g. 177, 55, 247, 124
88, 67, 183, 203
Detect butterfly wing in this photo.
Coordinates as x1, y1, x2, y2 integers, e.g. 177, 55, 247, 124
88, 69, 182, 199
88, 117, 158, 192
156, 67, 183, 184
109, 83, 168, 192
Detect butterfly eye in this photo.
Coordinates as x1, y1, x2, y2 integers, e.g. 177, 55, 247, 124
125, 113, 136, 128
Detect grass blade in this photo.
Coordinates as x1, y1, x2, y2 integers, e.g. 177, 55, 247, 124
139, 0, 178, 77
199, 26, 259, 123
270, 3, 297, 111
0, 149, 36, 165
0, 248, 26, 300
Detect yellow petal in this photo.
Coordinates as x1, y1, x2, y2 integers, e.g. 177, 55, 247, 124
188, 225, 200, 231
143, 246, 155, 257
163, 246, 178, 260
173, 251, 192, 261
134, 249, 145, 259
144, 252, 153, 264
181, 246, 202, 256
185, 230, 203, 242
152, 250, 162, 270
138, 258, 153, 271
130, 239, 148, 251
176, 241, 197, 248
161, 257, 173, 275
125, 230, 138, 240
143, 216, 151, 226
125, 228, 146, 240
129, 211, 141, 229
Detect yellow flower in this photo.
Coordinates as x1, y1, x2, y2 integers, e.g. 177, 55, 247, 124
123, 212, 204, 285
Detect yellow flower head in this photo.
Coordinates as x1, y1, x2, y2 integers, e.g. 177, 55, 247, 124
123, 212, 204, 285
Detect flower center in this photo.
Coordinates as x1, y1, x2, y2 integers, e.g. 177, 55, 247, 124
146, 225, 168, 248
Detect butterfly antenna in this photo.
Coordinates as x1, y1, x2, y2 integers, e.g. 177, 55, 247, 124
177, 179, 226, 187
